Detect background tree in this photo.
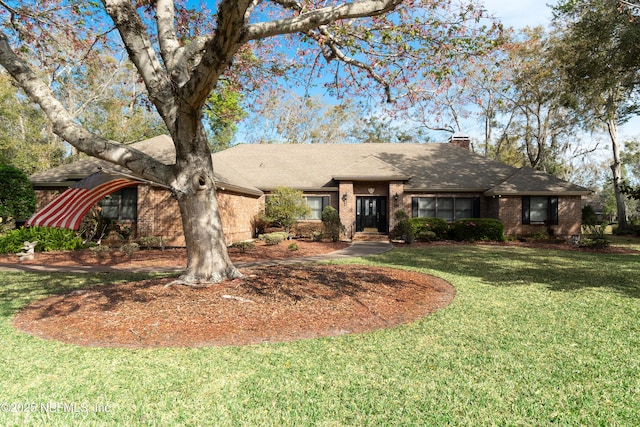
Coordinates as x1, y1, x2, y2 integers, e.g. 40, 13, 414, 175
492, 27, 581, 174
204, 80, 247, 152
0, 0, 500, 284
0, 164, 36, 227
246, 91, 428, 144
0, 73, 66, 173
245, 91, 358, 144
73, 57, 168, 146
553, 0, 640, 230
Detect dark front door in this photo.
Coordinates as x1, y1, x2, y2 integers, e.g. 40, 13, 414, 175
356, 196, 387, 232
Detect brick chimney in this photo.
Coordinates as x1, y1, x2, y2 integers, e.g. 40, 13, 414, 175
449, 133, 470, 150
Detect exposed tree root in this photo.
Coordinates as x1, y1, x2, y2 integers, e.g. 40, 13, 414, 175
164, 267, 243, 288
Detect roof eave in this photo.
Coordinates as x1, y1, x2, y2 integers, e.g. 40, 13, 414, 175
215, 181, 263, 197
333, 175, 410, 181
484, 190, 591, 197
406, 187, 488, 193
260, 186, 339, 193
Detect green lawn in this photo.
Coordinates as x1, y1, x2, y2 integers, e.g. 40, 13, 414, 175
608, 234, 640, 251
1, 245, 639, 426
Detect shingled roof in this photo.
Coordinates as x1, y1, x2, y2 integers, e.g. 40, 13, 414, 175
30, 135, 590, 196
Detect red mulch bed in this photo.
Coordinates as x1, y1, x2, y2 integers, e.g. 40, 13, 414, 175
5, 240, 455, 348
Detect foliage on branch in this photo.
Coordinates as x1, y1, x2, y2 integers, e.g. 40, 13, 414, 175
0, 0, 504, 282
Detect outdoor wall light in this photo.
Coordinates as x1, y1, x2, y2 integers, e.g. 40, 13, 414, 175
393, 193, 399, 202
342, 193, 348, 203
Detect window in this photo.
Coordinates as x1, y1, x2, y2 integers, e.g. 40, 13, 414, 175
100, 187, 138, 221
522, 196, 558, 225
416, 197, 436, 217
412, 197, 480, 221
304, 196, 330, 220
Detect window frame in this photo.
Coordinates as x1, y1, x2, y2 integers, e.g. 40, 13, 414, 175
411, 196, 480, 221
522, 196, 558, 225
99, 187, 138, 221
303, 196, 331, 220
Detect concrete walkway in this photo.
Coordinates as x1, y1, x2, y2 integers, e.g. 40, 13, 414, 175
0, 241, 394, 274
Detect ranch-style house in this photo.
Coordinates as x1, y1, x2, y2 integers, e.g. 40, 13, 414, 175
29, 134, 590, 245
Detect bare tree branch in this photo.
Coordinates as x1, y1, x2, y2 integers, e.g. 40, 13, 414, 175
182, 0, 254, 109
245, 0, 401, 40
156, 0, 181, 70
0, 30, 172, 185
102, 0, 175, 122
314, 25, 393, 102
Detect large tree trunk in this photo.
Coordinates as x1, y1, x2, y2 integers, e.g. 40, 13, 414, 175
175, 180, 241, 283
171, 113, 241, 284
606, 115, 628, 231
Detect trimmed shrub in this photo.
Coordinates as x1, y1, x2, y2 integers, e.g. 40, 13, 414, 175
292, 222, 323, 239
119, 242, 140, 257
451, 218, 504, 242
138, 236, 165, 250
409, 217, 449, 241
391, 210, 414, 243
288, 242, 299, 251
0, 226, 85, 254
415, 230, 437, 242
260, 232, 287, 246
579, 237, 611, 250
230, 240, 255, 253
321, 206, 344, 242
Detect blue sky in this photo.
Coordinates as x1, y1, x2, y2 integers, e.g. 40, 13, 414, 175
483, 0, 558, 29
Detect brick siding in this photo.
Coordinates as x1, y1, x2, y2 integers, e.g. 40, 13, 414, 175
499, 195, 582, 238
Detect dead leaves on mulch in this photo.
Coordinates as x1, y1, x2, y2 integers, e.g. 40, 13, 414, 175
12, 264, 455, 348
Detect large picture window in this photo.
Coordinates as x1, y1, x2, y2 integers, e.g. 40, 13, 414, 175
100, 187, 138, 221
522, 196, 558, 225
412, 197, 479, 221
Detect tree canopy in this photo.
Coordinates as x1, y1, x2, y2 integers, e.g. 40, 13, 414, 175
0, 0, 501, 283
553, 0, 640, 229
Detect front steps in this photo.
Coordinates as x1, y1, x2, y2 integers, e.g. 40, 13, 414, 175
352, 232, 390, 242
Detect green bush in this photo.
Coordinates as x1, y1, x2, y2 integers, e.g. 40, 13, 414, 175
230, 240, 255, 253
391, 210, 414, 243
579, 237, 611, 250
0, 165, 36, 224
451, 218, 504, 242
582, 205, 598, 226
409, 217, 449, 241
138, 236, 165, 250
0, 226, 85, 254
291, 222, 323, 239
119, 242, 140, 256
288, 242, 299, 251
260, 232, 287, 246
321, 206, 344, 242
264, 187, 310, 234
415, 230, 437, 242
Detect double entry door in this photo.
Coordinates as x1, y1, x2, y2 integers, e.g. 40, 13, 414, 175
356, 196, 387, 232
